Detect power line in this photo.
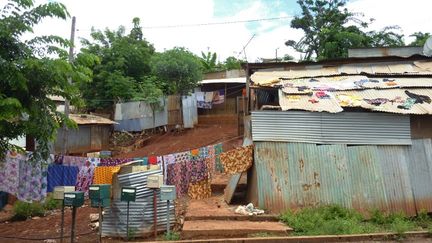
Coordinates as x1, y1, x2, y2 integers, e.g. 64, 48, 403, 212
76, 16, 290, 32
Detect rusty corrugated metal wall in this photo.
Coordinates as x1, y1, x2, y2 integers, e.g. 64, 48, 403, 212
253, 139, 432, 216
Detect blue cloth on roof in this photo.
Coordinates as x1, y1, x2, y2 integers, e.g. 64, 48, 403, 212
47, 164, 79, 192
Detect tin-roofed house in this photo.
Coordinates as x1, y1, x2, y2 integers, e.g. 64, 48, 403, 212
245, 53, 432, 216
55, 114, 116, 155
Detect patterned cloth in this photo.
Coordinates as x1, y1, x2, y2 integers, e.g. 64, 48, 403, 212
190, 149, 200, 158
206, 145, 216, 175
220, 145, 253, 175
162, 154, 175, 184
88, 157, 100, 167
214, 143, 224, 172
99, 158, 132, 166
17, 155, 48, 202
62, 156, 87, 169
93, 166, 120, 184
76, 159, 96, 195
0, 151, 22, 196
47, 164, 79, 192
189, 158, 208, 184
166, 161, 191, 197
188, 178, 211, 199
149, 156, 157, 165
199, 146, 209, 159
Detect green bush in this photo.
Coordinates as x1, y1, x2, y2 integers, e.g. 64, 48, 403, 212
163, 232, 180, 241
13, 201, 45, 220
43, 196, 61, 211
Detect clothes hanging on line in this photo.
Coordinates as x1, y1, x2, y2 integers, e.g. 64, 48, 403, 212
47, 164, 79, 192
220, 145, 254, 175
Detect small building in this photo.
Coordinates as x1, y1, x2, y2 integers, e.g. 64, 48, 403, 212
197, 70, 247, 129
55, 114, 116, 155
245, 54, 432, 216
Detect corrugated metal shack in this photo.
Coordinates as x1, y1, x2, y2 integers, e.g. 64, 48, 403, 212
103, 168, 175, 237
245, 54, 432, 216
55, 114, 115, 154
115, 95, 198, 131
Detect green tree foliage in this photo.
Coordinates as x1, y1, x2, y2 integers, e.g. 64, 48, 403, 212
223, 56, 242, 70
409, 32, 431, 46
0, 0, 91, 160
151, 47, 202, 95
200, 50, 218, 73
286, 0, 405, 60
79, 18, 155, 110
134, 76, 164, 130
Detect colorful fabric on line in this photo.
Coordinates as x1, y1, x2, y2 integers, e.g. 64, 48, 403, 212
148, 156, 157, 165
189, 158, 208, 184
199, 146, 209, 159
93, 166, 120, 185
17, 156, 48, 202
47, 164, 79, 192
75, 159, 96, 195
157, 156, 163, 167
62, 156, 87, 169
188, 177, 211, 199
99, 158, 132, 166
219, 145, 254, 175
191, 149, 200, 158
88, 157, 100, 167
214, 143, 224, 173
162, 154, 175, 184
166, 159, 191, 197
0, 151, 22, 196
206, 145, 216, 176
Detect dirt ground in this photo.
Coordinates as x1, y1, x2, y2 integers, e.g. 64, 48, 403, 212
114, 124, 242, 158
0, 124, 243, 242
0, 204, 99, 243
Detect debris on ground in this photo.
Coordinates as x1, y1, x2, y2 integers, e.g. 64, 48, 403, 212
89, 213, 99, 222
234, 203, 265, 216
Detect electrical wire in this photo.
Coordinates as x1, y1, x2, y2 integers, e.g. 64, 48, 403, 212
76, 16, 291, 32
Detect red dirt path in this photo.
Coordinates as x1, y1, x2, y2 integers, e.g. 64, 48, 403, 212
115, 124, 242, 158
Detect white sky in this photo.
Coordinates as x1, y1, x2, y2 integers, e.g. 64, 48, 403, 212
8, 0, 432, 62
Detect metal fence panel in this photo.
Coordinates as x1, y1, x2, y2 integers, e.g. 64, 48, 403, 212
253, 140, 430, 216
251, 111, 411, 145
102, 169, 175, 237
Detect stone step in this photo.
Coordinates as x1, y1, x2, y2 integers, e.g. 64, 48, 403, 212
185, 214, 280, 222
181, 220, 292, 239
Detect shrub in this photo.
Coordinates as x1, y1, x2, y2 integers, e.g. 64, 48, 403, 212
43, 196, 61, 211
13, 201, 45, 220
163, 232, 180, 241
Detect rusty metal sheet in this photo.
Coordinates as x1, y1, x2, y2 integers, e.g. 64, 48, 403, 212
253, 140, 431, 216
224, 172, 242, 204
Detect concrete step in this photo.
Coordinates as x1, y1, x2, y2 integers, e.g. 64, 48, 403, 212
185, 214, 280, 222
182, 220, 292, 239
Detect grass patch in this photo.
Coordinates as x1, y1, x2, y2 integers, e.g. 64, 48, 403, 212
280, 205, 431, 236
248, 232, 277, 238
162, 232, 180, 241
12, 201, 45, 220
12, 195, 62, 221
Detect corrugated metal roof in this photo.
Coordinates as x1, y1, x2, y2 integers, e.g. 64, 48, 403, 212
199, 77, 246, 84
280, 77, 432, 94
251, 61, 432, 86
253, 140, 431, 215
69, 114, 116, 125
278, 87, 432, 115
251, 111, 411, 145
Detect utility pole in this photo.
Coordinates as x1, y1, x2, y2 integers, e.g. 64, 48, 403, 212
275, 47, 279, 62
63, 16, 76, 155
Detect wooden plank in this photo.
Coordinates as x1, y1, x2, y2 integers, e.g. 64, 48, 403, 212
224, 172, 243, 204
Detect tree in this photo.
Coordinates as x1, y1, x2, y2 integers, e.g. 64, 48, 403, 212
0, 0, 91, 160
134, 76, 163, 131
223, 56, 242, 70
200, 50, 218, 73
286, 0, 405, 60
409, 32, 431, 46
151, 47, 202, 95
79, 18, 155, 110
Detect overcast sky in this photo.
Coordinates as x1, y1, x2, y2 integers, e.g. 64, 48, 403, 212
16, 0, 432, 61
